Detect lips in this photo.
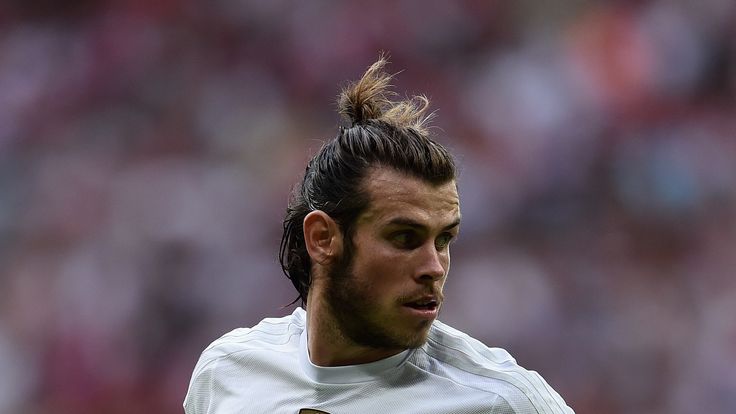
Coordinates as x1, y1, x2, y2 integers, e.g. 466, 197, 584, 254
405, 298, 438, 310
402, 297, 440, 321
403, 295, 441, 312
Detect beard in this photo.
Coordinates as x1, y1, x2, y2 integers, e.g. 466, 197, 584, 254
323, 244, 433, 351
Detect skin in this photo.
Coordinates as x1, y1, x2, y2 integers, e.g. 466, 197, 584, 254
303, 167, 461, 366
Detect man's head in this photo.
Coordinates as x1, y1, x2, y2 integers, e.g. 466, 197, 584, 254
279, 56, 458, 303
279, 57, 459, 352
318, 167, 460, 350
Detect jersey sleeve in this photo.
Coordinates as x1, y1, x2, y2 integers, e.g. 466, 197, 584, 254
183, 330, 244, 414
183, 349, 219, 414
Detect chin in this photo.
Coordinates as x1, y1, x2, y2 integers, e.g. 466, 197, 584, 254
401, 325, 433, 349
404, 337, 429, 349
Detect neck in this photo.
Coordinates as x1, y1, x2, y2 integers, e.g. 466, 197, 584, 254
305, 291, 404, 366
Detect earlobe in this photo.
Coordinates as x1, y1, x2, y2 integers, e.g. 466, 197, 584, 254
303, 211, 342, 265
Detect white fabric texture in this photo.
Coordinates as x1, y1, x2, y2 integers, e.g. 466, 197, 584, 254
184, 308, 574, 414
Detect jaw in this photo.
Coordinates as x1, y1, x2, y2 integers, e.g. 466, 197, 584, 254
307, 292, 434, 366
306, 300, 409, 366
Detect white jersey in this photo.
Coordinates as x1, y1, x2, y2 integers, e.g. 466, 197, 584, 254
184, 308, 574, 414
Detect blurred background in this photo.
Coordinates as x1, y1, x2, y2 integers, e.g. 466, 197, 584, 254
1, 0, 735, 413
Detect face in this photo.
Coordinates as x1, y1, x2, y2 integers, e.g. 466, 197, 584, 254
324, 168, 461, 351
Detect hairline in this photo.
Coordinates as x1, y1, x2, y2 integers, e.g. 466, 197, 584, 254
345, 164, 459, 234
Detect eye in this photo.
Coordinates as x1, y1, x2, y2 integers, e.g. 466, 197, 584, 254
435, 233, 455, 250
391, 231, 421, 249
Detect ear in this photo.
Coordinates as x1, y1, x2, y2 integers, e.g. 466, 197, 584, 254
303, 210, 343, 265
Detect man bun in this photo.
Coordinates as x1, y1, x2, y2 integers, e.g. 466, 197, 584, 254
337, 54, 433, 135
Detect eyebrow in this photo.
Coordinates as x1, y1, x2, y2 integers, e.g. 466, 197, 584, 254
386, 216, 461, 232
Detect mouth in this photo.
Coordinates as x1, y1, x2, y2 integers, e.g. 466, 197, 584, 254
402, 296, 441, 318
405, 299, 439, 310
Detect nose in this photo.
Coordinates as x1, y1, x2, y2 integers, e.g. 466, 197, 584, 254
415, 244, 447, 283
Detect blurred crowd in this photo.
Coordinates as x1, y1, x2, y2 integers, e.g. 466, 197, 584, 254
1, 1, 735, 413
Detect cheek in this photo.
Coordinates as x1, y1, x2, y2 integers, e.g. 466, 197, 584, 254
352, 248, 410, 288
363, 254, 405, 281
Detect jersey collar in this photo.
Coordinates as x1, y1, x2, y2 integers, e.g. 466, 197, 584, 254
297, 309, 413, 384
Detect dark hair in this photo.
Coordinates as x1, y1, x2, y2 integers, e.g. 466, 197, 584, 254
279, 56, 457, 304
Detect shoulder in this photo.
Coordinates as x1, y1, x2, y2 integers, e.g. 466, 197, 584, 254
195, 309, 305, 371
413, 320, 574, 414
183, 308, 306, 413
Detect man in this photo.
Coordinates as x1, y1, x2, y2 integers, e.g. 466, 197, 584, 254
184, 57, 574, 413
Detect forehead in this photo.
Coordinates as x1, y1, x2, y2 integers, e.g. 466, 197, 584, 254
358, 168, 460, 227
